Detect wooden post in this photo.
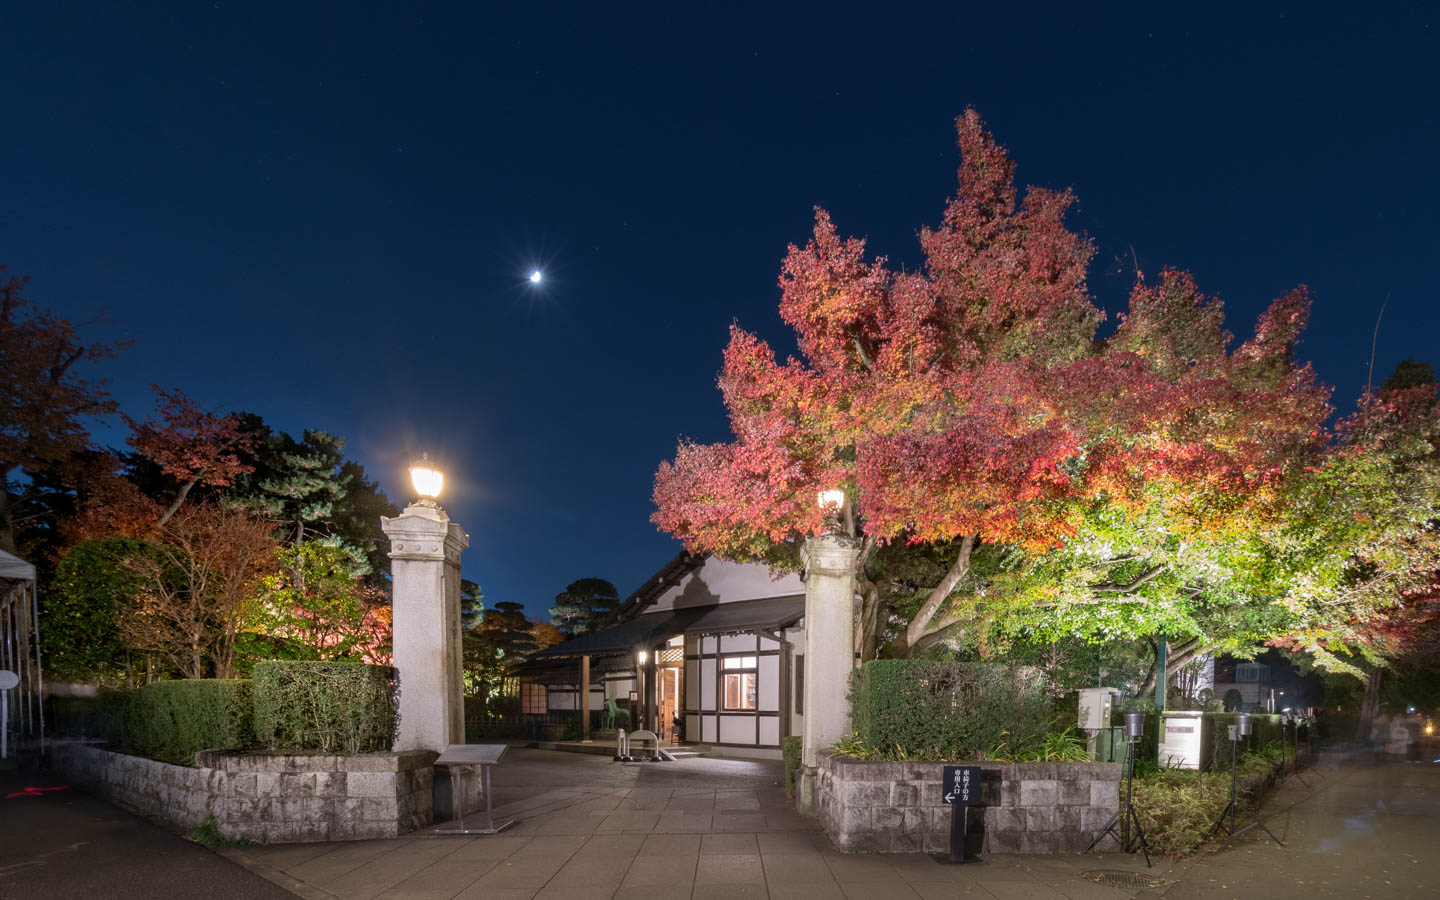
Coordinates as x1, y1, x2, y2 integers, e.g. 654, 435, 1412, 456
581, 654, 591, 742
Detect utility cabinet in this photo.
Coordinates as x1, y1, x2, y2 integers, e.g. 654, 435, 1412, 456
1077, 687, 1119, 731
1158, 711, 1212, 770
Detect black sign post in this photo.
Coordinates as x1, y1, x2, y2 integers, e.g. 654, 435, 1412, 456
940, 765, 982, 864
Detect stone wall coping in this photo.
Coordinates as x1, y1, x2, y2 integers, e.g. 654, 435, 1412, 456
817, 750, 1122, 782
195, 749, 438, 772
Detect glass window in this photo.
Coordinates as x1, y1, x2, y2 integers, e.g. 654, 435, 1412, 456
724, 672, 758, 710
521, 682, 547, 714
723, 656, 758, 670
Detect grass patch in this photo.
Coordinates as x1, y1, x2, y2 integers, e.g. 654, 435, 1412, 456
185, 816, 250, 848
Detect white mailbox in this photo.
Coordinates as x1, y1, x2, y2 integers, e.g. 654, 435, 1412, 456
1158, 711, 1211, 770
1077, 688, 1118, 731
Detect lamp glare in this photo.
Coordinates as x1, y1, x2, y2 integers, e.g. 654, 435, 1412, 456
409, 457, 444, 500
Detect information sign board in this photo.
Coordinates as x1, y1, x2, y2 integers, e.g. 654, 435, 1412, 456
941, 765, 981, 805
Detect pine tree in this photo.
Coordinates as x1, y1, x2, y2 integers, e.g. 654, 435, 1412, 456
548, 578, 620, 637
256, 430, 348, 545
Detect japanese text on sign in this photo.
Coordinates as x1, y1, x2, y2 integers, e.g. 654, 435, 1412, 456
941, 765, 981, 805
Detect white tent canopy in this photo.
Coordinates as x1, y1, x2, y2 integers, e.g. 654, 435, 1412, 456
0, 548, 36, 583
0, 547, 44, 756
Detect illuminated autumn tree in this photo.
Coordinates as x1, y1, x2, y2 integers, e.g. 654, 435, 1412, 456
118, 503, 279, 678
124, 385, 255, 528
0, 270, 126, 552
253, 541, 392, 663
653, 110, 1331, 659
66, 451, 163, 543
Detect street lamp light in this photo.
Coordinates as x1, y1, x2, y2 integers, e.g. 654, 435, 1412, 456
409, 453, 444, 506
635, 648, 650, 731
817, 489, 845, 511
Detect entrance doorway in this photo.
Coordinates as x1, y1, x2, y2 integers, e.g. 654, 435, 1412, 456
659, 665, 682, 744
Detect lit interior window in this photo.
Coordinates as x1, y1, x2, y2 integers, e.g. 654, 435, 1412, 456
724, 672, 757, 710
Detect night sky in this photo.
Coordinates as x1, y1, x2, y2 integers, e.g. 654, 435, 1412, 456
2, 5, 1436, 618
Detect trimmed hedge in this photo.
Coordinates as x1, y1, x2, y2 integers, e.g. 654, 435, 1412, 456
77, 680, 253, 764
849, 660, 1050, 760
252, 661, 396, 753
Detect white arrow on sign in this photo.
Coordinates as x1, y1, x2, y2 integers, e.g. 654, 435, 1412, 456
944, 792, 955, 803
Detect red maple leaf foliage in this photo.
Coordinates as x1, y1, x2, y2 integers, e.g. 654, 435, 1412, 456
653, 109, 1330, 569
124, 385, 255, 526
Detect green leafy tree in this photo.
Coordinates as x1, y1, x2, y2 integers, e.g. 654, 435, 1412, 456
549, 578, 620, 637
253, 541, 391, 662
44, 537, 166, 684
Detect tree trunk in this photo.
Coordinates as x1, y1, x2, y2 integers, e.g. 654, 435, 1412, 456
1137, 638, 1201, 700
155, 477, 198, 528
901, 534, 976, 652
1358, 667, 1382, 736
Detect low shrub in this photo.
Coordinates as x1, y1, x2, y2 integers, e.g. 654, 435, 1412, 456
782, 736, 802, 790
252, 661, 396, 753
76, 680, 253, 764
1132, 744, 1285, 857
847, 660, 1050, 760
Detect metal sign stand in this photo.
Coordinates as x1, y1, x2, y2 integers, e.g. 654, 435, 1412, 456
937, 765, 983, 864
432, 744, 515, 835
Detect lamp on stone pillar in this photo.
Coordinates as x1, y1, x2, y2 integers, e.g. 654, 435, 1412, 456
796, 487, 862, 817
382, 454, 469, 755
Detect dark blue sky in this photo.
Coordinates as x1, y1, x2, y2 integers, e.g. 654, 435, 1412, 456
2, 4, 1436, 618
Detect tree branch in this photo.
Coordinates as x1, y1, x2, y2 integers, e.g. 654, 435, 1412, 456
1090, 564, 1166, 594
846, 327, 875, 370
903, 534, 976, 651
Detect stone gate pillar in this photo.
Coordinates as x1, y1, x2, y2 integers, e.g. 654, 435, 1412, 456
796, 531, 862, 815
382, 503, 468, 753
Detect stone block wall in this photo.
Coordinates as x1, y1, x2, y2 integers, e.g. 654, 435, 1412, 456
52, 741, 445, 843
815, 751, 1121, 854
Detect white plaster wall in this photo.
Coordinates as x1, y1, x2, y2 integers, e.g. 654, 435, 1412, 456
646, 558, 805, 613
759, 656, 779, 711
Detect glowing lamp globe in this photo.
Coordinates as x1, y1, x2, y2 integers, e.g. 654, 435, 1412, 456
817, 489, 845, 511
409, 455, 444, 503
636, 650, 648, 665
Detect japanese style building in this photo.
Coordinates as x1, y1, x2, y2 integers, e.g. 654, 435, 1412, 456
515, 552, 807, 757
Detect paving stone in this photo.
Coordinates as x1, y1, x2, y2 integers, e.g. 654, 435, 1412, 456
762, 852, 837, 883
621, 853, 695, 887
639, 832, 702, 856
694, 852, 764, 884
462, 855, 569, 889
700, 832, 759, 855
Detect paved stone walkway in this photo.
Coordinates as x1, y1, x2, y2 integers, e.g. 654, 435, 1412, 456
1132, 752, 1438, 900
225, 749, 1165, 900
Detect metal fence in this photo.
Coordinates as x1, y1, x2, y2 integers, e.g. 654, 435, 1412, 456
463, 710, 614, 741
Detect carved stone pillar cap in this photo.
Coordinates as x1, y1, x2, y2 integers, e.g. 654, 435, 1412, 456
382, 505, 469, 563
801, 532, 864, 576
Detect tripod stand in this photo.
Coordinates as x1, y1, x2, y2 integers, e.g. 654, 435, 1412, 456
1085, 735, 1152, 867
1210, 727, 1284, 846
1278, 719, 1310, 789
